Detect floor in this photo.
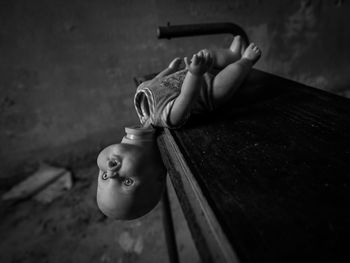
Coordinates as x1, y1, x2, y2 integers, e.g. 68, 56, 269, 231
0, 164, 200, 263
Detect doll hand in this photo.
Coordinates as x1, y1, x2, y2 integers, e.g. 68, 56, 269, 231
184, 49, 213, 76
168, 57, 182, 71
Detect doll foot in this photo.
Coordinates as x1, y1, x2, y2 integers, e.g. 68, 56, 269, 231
242, 43, 261, 65
229, 35, 247, 58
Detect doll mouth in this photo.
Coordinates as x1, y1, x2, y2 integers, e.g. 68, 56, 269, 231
107, 158, 121, 170
108, 160, 117, 168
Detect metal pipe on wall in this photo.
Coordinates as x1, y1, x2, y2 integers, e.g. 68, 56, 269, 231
157, 22, 249, 44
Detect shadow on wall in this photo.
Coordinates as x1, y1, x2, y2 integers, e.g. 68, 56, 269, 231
0, 0, 349, 185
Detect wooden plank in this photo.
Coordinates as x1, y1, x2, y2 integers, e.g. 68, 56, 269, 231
157, 69, 350, 263
158, 129, 241, 263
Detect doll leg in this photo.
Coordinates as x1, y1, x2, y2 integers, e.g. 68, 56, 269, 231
210, 35, 247, 69
212, 43, 261, 108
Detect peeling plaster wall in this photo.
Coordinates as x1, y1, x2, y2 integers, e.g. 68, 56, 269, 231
1, 0, 349, 181
247, 0, 350, 95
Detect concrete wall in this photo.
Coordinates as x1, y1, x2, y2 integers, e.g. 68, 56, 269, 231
1, 0, 349, 183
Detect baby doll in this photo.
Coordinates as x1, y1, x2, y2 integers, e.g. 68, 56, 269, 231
134, 36, 261, 128
97, 125, 166, 220
97, 36, 261, 220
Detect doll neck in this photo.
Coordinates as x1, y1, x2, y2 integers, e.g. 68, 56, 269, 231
121, 125, 155, 145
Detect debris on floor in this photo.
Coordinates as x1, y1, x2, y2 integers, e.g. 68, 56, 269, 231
2, 162, 73, 203
33, 169, 73, 204
118, 231, 144, 254
0, 166, 171, 263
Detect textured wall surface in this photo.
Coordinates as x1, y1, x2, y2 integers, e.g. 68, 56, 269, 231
0, 0, 349, 182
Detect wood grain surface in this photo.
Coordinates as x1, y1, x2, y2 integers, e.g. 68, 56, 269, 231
157, 69, 350, 263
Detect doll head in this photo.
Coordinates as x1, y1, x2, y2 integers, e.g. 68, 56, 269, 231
96, 127, 166, 220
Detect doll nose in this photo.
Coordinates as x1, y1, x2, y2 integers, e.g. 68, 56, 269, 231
106, 169, 118, 178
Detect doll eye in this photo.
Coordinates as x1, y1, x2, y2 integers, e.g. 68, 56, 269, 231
102, 172, 108, 180
123, 177, 134, 187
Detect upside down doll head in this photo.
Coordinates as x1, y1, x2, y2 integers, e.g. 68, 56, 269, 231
96, 126, 166, 220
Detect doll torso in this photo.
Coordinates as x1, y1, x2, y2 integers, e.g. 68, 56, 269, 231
134, 69, 214, 128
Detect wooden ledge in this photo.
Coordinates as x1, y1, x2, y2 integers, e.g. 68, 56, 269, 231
156, 69, 350, 263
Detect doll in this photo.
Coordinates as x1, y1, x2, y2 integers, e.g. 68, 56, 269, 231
97, 36, 261, 219
97, 125, 166, 219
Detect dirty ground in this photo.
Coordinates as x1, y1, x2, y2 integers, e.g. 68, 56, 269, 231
0, 165, 199, 263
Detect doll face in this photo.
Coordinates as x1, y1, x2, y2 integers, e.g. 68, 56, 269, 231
97, 144, 141, 193
96, 143, 165, 219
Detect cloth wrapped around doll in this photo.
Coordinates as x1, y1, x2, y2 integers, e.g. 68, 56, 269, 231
134, 69, 215, 128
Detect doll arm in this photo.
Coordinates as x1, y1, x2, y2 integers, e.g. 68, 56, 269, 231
168, 52, 212, 127
155, 57, 182, 79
